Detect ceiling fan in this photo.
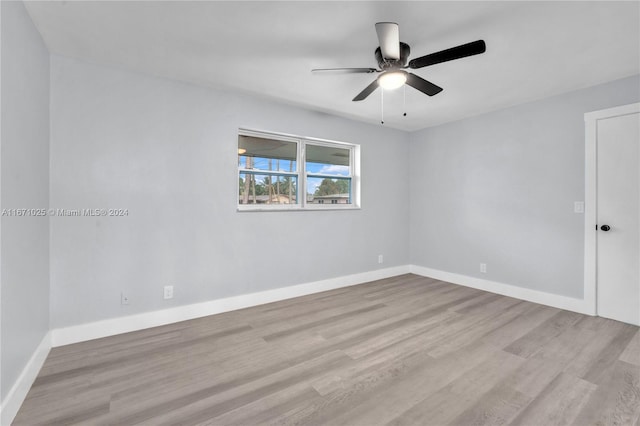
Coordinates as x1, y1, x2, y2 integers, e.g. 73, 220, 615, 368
312, 22, 486, 102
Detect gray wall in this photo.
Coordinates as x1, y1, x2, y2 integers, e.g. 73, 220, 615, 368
49, 55, 410, 329
409, 75, 640, 298
0, 1, 50, 401
5, 3, 639, 397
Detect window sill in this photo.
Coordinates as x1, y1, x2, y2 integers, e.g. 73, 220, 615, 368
237, 205, 361, 212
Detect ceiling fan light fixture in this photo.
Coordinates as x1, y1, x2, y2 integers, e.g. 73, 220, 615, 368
378, 71, 407, 90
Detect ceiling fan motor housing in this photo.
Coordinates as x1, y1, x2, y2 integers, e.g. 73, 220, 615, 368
375, 42, 411, 70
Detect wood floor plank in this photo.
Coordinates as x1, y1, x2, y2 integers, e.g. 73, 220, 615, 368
503, 310, 584, 358
581, 323, 638, 385
497, 356, 565, 399
108, 350, 350, 425
426, 299, 529, 358
385, 346, 525, 426
35, 324, 254, 388
481, 303, 559, 348
13, 274, 640, 425
561, 320, 632, 381
620, 329, 640, 366
449, 384, 531, 426
261, 303, 386, 341
316, 287, 463, 340
342, 308, 459, 359
106, 336, 283, 408
312, 341, 436, 397
203, 385, 324, 426
249, 291, 378, 330
509, 372, 596, 426
571, 360, 640, 426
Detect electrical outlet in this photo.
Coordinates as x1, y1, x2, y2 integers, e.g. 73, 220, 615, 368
121, 292, 130, 305
378, 254, 384, 264
164, 285, 174, 300
480, 263, 487, 273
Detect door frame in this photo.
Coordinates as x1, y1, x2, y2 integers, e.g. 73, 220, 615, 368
584, 102, 640, 317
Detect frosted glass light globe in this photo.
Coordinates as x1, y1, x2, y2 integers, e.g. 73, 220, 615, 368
378, 71, 407, 90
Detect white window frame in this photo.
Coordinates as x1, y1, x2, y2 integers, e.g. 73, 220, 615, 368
237, 128, 360, 211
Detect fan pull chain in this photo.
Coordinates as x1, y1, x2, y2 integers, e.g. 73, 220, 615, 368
381, 89, 384, 125
403, 85, 407, 117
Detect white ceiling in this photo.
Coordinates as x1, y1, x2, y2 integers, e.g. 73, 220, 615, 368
25, 1, 640, 131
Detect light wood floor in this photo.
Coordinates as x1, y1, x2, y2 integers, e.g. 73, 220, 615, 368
14, 274, 640, 425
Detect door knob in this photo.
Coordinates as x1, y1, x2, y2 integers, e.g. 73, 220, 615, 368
600, 225, 611, 231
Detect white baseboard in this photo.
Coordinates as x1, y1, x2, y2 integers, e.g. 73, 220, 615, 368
0, 331, 51, 426
51, 265, 411, 347
51, 263, 595, 349
410, 265, 594, 315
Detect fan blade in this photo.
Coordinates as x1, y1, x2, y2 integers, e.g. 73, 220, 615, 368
352, 79, 379, 101
405, 73, 443, 96
312, 68, 378, 74
408, 40, 486, 69
375, 22, 400, 60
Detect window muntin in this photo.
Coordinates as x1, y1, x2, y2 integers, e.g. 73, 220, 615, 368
238, 130, 358, 210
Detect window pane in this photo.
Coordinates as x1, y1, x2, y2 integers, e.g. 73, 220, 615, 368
239, 173, 298, 205
307, 177, 351, 204
239, 135, 297, 172
306, 144, 350, 176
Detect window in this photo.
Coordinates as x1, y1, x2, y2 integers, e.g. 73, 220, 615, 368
238, 129, 359, 210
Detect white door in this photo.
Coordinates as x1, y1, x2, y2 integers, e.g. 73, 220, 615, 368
595, 106, 639, 325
